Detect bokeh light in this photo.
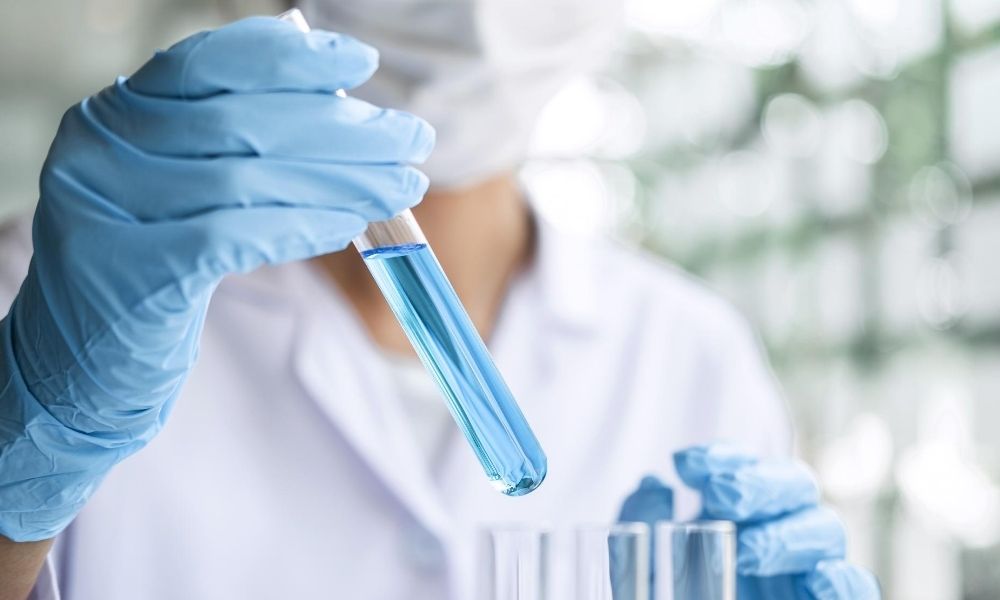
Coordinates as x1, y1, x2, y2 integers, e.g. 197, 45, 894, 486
521, 161, 621, 236
828, 99, 889, 165
909, 162, 974, 225
530, 77, 646, 160
762, 93, 824, 158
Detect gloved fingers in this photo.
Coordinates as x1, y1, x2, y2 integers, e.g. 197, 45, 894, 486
737, 507, 846, 577
172, 206, 371, 276
675, 446, 819, 522
46, 114, 427, 223
157, 159, 426, 222
91, 80, 435, 164
798, 560, 881, 600
674, 444, 758, 488
127, 17, 378, 99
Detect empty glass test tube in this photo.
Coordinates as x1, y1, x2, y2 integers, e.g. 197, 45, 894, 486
655, 521, 736, 600
277, 10, 548, 496
574, 523, 651, 600
478, 524, 552, 600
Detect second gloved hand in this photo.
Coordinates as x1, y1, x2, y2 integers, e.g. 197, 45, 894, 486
0, 17, 433, 542
675, 445, 881, 600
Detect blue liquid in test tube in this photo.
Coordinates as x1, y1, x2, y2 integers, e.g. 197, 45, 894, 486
362, 242, 547, 496
278, 8, 547, 497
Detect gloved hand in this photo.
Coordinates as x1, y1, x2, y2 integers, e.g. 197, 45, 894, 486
674, 445, 881, 599
0, 17, 433, 542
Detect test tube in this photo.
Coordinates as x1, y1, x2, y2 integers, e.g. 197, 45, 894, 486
478, 524, 552, 600
654, 521, 736, 600
574, 523, 650, 600
277, 9, 547, 496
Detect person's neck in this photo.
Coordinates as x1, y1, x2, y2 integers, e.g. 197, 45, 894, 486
315, 172, 534, 355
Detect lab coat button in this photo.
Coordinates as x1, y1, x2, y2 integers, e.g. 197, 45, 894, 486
402, 526, 445, 571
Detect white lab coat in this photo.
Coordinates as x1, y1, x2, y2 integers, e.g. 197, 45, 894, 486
0, 213, 792, 600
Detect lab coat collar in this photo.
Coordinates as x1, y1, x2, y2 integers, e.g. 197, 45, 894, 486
291, 263, 455, 536
215, 264, 454, 539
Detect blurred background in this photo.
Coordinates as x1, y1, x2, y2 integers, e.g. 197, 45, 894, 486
1, 1, 998, 598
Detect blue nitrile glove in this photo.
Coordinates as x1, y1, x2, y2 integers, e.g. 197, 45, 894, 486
674, 445, 881, 600
0, 16, 433, 542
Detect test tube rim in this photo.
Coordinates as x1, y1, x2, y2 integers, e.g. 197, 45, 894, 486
574, 521, 651, 539
654, 520, 736, 535
276, 8, 311, 31
480, 522, 555, 536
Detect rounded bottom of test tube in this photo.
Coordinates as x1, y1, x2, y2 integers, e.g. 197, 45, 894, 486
492, 473, 547, 497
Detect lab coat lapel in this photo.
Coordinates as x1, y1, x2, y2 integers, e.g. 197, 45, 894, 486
288, 263, 452, 537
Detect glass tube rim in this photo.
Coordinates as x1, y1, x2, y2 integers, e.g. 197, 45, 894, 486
574, 521, 651, 539
480, 521, 555, 535
654, 519, 736, 534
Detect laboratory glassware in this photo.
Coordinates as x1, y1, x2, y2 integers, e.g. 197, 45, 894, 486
654, 521, 736, 600
478, 524, 552, 600
574, 523, 650, 600
277, 9, 547, 496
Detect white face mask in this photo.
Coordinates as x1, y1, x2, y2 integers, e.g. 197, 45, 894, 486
299, 0, 623, 189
